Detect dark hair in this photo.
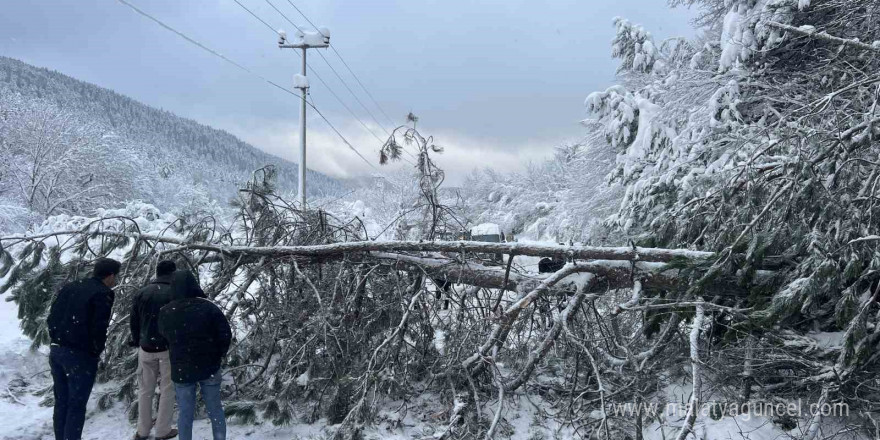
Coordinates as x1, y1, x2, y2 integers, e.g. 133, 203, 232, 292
156, 260, 177, 277
93, 258, 122, 279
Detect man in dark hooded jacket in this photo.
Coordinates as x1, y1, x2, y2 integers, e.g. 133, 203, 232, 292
158, 270, 232, 440
129, 259, 178, 440
47, 257, 121, 440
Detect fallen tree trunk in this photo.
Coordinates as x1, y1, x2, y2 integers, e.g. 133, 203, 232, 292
1, 231, 723, 264
371, 252, 530, 291
219, 240, 720, 263
3, 228, 791, 272
371, 252, 776, 296
2, 228, 777, 296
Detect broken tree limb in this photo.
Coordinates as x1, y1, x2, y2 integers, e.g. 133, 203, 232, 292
563, 317, 611, 438
461, 263, 594, 372
596, 313, 684, 369
371, 252, 532, 291
0, 228, 224, 254
503, 276, 595, 393
766, 21, 880, 53
675, 304, 705, 440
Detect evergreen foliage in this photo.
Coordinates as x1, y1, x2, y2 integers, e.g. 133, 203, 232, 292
583, 0, 880, 433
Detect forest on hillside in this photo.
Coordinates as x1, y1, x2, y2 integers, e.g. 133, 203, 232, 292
0, 56, 342, 232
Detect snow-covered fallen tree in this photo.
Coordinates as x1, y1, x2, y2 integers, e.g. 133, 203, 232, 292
1, 199, 761, 439
0, 152, 780, 439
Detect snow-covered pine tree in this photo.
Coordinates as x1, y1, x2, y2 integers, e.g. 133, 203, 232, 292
587, 0, 880, 434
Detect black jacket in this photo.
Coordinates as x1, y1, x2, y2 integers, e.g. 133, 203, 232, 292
129, 275, 174, 352
158, 271, 232, 383
47, 277, 115, 358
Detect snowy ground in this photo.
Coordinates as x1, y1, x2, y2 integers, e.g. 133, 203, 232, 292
0, 294, 54, 440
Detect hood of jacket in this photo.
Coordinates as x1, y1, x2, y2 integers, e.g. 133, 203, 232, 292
151, 274, 173, 285
170, 270, 206, 301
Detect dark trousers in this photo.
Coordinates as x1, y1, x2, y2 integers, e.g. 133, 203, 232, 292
49, 345, 98, 440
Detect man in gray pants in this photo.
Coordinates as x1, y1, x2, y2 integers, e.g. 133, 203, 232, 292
129, 260, 179, 440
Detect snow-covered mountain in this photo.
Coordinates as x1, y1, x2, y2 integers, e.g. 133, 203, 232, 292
0, 56, 341, 219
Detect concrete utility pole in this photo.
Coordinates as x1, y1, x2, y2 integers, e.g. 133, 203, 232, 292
278, 28, 330, 209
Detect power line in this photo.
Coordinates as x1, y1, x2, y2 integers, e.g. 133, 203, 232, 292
232, 0, 277, 33
329, 46, 398, 128
262, 0, 302, 32
235, 0, 405, 165
307, 63, 387, 144
119, 0, 274, 86
308, 96, 380, 169
315, 50, 390, 135
230, 0, 414, 166
262, 0, 391, 138
228, 0, 396, 168
269, 0, 418, 163
263, 0, 394, 135
281, 0, 321, 33
115, 0, 378, 171
282, 0, 399, 128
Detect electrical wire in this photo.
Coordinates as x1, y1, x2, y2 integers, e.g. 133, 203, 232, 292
115, 0, 378, 170
329, 46, 398, 127
264, 0, 395, 135
232, 0, 277, 33
315, 50, 390, 135
282, 0, 399, 128
307, 64, 387, 145
262, 0, 391, 140
270, 2, 419, 162
262, 0, 302, 32
236, 0, 415, 165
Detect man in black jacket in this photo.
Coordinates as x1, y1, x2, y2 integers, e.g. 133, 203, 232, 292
47, 258, 121, 440
129, 260, 178, 440
159, 270, 232, 440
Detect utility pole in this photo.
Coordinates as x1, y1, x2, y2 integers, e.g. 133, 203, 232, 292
278, 28, 330, 210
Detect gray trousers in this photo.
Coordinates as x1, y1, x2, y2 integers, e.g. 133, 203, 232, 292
136, 348, 176, 437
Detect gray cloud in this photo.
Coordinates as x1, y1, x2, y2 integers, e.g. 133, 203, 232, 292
0, 0, 696, 184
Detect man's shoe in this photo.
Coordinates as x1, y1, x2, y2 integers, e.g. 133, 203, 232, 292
133, 434, 149, 440
156, 428, 179, 440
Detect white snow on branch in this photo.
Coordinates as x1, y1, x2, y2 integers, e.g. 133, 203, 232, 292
766, 21, 880, 53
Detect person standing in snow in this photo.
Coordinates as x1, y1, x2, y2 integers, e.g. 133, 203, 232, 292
47, 257, 121, 440
158, 270, 232, 440
129, 260, 179, 440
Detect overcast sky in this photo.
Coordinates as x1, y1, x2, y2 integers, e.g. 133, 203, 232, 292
0, 0, 696, 185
